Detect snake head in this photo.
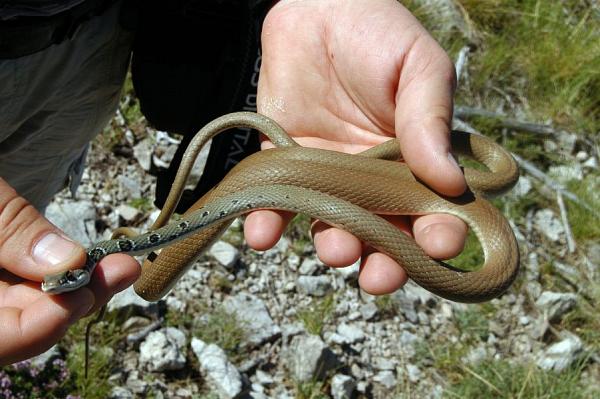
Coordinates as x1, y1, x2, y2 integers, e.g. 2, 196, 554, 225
41, 269, 91, 294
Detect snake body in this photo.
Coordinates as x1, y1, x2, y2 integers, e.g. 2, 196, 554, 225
42, 112, 520, 303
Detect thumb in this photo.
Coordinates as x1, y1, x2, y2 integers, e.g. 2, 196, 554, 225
0, 178, 86, 281
395, 36, 466, 196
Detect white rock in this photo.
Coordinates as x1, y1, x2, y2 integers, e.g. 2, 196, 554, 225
535, 291, 577, 322
108, 286, 158, 315
337, 323, 366, 344
110, 386, 134, 399
534, 209, 565, 242
333, 259, 360, 280
116, 204, 141, 222
373, 370, 396, 389
191, 338, 242, 399
133, 137, 153, 171
536, 333, 583, 372
297, 275, 333, 297
299, 258, 320, 275
209, 240, 240, 268
548, 164, 583, 184
330, 374, 356, 399
283, 334, 338, 382
222, 293, 281, 346
406, 364, 422, 383
360, 302, 378, 321
511, 175, 532, 197
139, 327, 186, 371
45, 199, 98, 247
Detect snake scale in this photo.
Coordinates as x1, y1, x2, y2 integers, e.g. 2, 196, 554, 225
42, 112, 520, 303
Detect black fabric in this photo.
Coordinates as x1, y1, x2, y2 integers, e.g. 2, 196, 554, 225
131, 0, 270, 213
0, 0, 116, 59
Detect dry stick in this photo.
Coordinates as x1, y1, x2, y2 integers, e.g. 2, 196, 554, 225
454, 46, 470, 82
454, 106, 560, 135
556, 191, 577, 253
510, 153, 598, 217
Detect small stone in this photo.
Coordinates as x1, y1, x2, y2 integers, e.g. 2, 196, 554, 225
118, 175, 142, 198
191, 338, 243, 399
405, 364, 422, 383
511, 176, 532, 197
463, 346, 488, 365
534, 209, 565, 242
297, 275, 333, 297
133, 137, 153, 171
110, 386, 134, 399
333, 259, 360, 280
107, 286, 159, 316
222, 293, 281, 347
360, 302, 378, 321
330, 374, 356, 399
116, 204, 142, 222
337, 323, 366, 344
45, 200, 98, 247
283, 334, 339, 382
535, 291, 577, 322
299, 258, 320, 275
536, 332, 583, 372
255, 370, 274, 386
139, 327, 186, 371
209, 240, 240, 268
373, 370, 396, 389
548, 164, 583, 184
30, 345, 61, 368
374, 357, 396, 371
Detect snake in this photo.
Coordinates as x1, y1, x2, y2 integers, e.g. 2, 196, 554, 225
41, 112, 520, 303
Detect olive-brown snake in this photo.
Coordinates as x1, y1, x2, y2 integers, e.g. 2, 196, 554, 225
43, 112, 519, 303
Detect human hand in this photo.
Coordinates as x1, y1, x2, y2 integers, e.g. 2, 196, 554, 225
0, 178, 140, 364
246, 0, 468, 294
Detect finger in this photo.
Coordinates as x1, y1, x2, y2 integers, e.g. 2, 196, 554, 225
0, 288, 94, 365
395, 36, 466, 197
244, 210, 295, 251
358, 251, 408, 295
0, 178, 87, 281
84, 253, 141, 314
312, 215, 412, 268
412, 214, 468, 259
312, 223, 362, 267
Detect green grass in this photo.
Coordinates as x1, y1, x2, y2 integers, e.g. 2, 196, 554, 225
191, 307, 247, 361
297, 294, 336, 336
566, 176, 600, 241
444, 359, 590, 399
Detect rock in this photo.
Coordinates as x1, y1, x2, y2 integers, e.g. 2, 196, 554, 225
110, 387, 135, 399
116, 204, 142, 222
535, 291, 577, 322
336, 323, 366, 344
209, 240, 240, 268
117, 175, 142, 198
373, 370, 396, 389
297, 275, 333, 297
374, 357, 396, 371
107, 286, 159, 316
333, 259, 360, 280
222, 293, 281, 347
133, 137, 153, 171
534, 209, 564, 242
191, 338, 243, 399
330, 374, 356, 399
45, 199, 98, 247
392, 281, 436, 323
511, 175, 532, 197
283, 334, 339, 382
536, 332, 583, 372
299, 258, 320, 275
360, 302, 378, 321
405, 364, 422, 383
255, 370, 274, 386
139, 327, 187, 371
30, 345, 61, 369
463, 345, 488, 365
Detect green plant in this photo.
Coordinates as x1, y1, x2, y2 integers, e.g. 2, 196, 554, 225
297, 294, 336, 336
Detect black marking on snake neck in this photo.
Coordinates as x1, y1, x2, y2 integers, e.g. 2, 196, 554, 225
202, 211, 209, 217
178, 221, 190, 229
148, 233, 161, 244
88, 247, 107, 261
117, 239, 135, 251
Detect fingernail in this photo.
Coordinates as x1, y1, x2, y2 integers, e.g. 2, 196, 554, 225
32, 233, 80, 268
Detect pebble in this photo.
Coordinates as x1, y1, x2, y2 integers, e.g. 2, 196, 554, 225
209, 240, 240, 268
139, 327, 187, 371
282, 334, 339, 382
191, 338, 243, 399
297, 275, 333, 297
536, 332, 583, 372
535, 291, 577, 322
330, 374, 356, 399
222, 293, 281, 347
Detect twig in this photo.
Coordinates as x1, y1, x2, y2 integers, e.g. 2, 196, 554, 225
511, 153, 598, 217
454, 46, 470, 83
556, 191, 577, 253
454, 106, 560, 135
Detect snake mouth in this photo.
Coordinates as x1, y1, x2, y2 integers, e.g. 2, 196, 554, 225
41, 269, 91, 294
